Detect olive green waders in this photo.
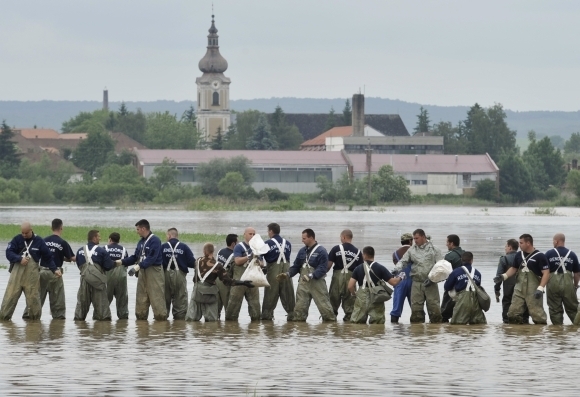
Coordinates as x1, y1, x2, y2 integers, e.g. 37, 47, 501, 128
135, 265, 168, 321
186, 282, 220, 321
107, 266, 129, 319
164, 268, 188, 320
216, 277, 230, 319
225, 263, 261, 321
507, 271, 547, 324
0, 259, 42, 321
329, 269, 356, 321
293, 266, 336, 322
74, 264, 112, 321
410, 279, 442, 323
450, 289, 487, 325
350, 287, 385, 324
547, 272, 578, 325
23, 267, 66, 319
262, 261, 295, 320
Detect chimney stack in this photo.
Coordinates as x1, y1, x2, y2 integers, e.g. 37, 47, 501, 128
103, 88, 109, 111
352, 93, 364, 137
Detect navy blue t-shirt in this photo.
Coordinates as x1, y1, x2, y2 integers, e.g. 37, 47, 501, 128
217, 247, 235, 269
233, 242, 252, 260
351, 261, 393, 286
328, 242, 363, 271
444, 264, 482, 292
44, 235, 75, 268
76, 242, 114, 271
263, 235, 291, 264
545, 247, 580, 273
511, 250, 549, 278
105, 243, 128, 261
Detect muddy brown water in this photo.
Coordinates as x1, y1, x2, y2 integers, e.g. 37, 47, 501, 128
0, 206, 579, 396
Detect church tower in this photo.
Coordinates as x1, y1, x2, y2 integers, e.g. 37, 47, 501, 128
196, 14, 231, 141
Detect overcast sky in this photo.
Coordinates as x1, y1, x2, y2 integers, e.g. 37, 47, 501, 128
2, 0, 579, 111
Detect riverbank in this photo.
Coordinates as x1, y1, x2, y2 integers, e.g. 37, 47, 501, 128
0, 224, 225, 243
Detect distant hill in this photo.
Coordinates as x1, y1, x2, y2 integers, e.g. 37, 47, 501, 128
1, 98, 579, 138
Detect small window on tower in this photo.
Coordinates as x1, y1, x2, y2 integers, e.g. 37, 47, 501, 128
213, 92, 219, 106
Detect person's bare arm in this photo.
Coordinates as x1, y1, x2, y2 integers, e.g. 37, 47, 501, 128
327, 261, 334, 271
574, 272, 580, 288
347, 278, 357, 295
539, 269, 550, 288
388, 277, 402, 287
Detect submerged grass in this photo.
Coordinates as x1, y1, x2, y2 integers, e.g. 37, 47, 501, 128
184, 196, 332, 211
0, 224, 225, 244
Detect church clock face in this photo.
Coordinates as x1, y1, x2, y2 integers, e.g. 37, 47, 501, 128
211, 80, 221, 89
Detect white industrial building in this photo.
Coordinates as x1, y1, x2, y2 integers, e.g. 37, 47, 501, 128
135, 149, 499, 196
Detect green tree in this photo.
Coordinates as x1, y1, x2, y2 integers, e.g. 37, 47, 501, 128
549, 135, 565, 150
223, 110, 261, 150
566, 170, 580, 197
0, 121, 21, 178
181, 105, 196, 124
564, 132, 580, 154
414, 106, 431, 134
211, 127, 224, 150
18, 153, 76, 185
118, 102, 128, 116
196, 156, 254, 195
150, 158, 179, 190
432, 121, 468, 154
246, 114, 278, 150
72, 130, 115, 173
371, 165, 411, 202
463, 103, 516, 161
62, 109, 110, 133
325, 107, 339, 131
475, 179, 498, 201
218, 171, 246, 200
316, 175, 338, 202
342, 99, 352, 126
498, 151, 537, 202
269, 106, 303, 150
144, 112, 200, 149
117, 109, 147, 144
522, 133, 566, 192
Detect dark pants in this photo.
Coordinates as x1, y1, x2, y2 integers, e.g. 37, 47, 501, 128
503, 282, 529, 324
441, 291, 455, 322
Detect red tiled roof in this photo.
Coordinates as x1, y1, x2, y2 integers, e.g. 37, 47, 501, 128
349, 153, 499, 174
300, 126, 353, 148
15, 128, 60, 139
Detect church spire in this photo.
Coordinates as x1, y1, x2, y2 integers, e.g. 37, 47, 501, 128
198, 13, 228, 73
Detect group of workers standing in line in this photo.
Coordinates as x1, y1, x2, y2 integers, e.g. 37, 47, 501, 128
1, 219, 579, 326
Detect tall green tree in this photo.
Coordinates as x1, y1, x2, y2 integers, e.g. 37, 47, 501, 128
196, 156, 254, 195
463, 103, 516, 161
269, 106, 303, 150
144, 112, 200, 149
564, 132, 580, 153
0, 121, 21, 178
116, 109, 147, 144
497, 150, 537, 202
325, 107, 338, 131
118, 102, 128, 116
342, 99, 352, 126
62, 109, 110, 133
246, 114, 278, 150
432, 121, 468, 154
72, 130, 115, 173
413, 106, 431, 134
522, 133, 566, 191
150, 158, 179, 190
218, 172, 246, 200
223, 110, 261, 150
211, 127, 224, 150
181, 105, 196, 124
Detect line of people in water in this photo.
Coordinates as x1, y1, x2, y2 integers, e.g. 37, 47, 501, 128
1, 218, 579, 325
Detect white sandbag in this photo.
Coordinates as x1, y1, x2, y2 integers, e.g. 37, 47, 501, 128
428, 260, 453, 283
249, 234, 270, 255
240, 258, 270, 287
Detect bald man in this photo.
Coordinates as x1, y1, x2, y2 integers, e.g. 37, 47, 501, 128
225, 227, 261, 321
545, 233, 580, 325
1, 222, 60, 320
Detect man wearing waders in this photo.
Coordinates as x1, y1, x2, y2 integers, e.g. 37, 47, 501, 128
277, 228, 336, 322
441, 234, 465, 322
544, 233, 579, 325
74, 230, 114, 321
1, 222, 59, 321
186, 243, 253, 321
24, 218, 74, 319
261, 223, 295, 321
105, 232, 129, 319
443, 252, 486, 325
348, 246, 403, 324
119, 219, 167, 321
390, 233, 413, 323
394, 229, 443, 323
161, 228, 195, 320
494, 234, 549, 324
494, 239, 529, 324
216, 234, 237, 319
327, 229, 363, 321
225, 227, 261, 321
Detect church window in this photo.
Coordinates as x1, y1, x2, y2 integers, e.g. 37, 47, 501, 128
212, 92, 220, 106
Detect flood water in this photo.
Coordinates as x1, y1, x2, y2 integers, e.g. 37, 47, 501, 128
0, 206, 580, 396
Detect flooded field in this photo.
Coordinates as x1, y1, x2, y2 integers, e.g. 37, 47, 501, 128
0, 206, 579, 396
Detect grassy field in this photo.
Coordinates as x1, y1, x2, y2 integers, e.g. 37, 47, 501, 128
0, 224, 226, 244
